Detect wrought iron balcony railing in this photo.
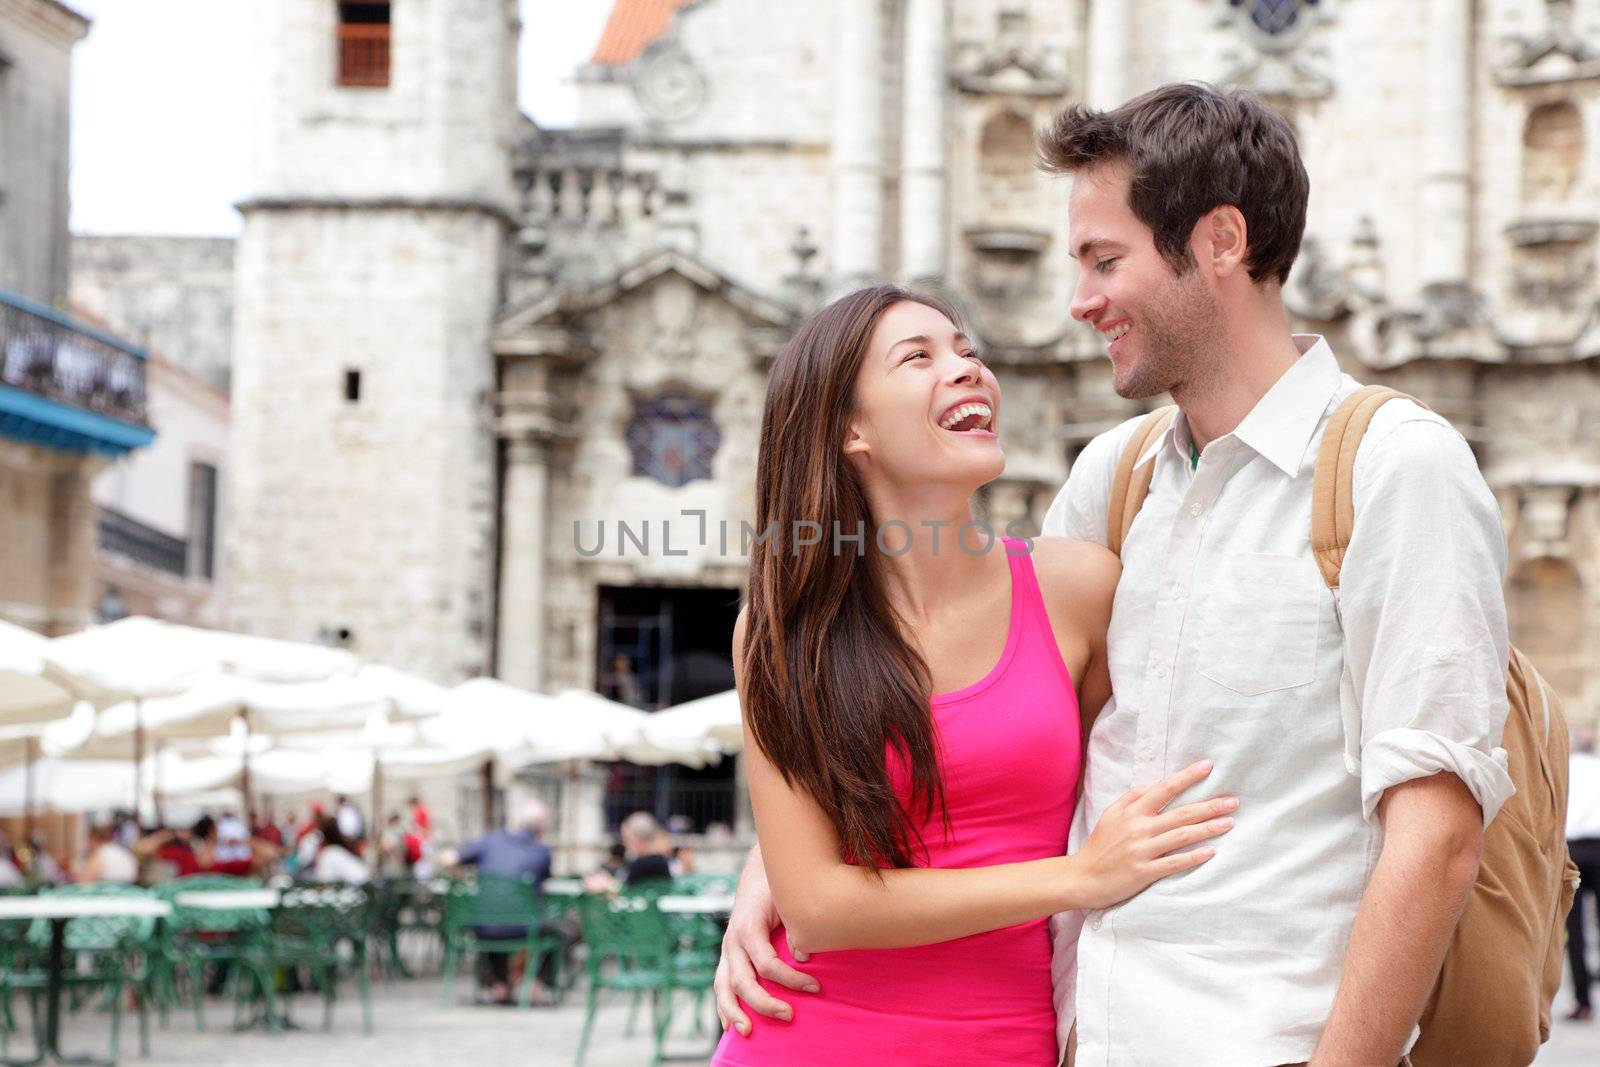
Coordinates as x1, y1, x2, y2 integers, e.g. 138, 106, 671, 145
97, 506, 188, 578
0, 289, 154, 457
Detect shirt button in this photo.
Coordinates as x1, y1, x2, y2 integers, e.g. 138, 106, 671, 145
1151, 662, 1168, 679
1188, 502, 1204, 517
1089, 912, 1104, 932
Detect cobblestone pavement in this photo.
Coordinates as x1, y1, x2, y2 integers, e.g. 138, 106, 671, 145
24, 968, 1600, 1067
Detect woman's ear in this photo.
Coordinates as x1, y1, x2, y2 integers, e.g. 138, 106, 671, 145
842, 418, 870, 459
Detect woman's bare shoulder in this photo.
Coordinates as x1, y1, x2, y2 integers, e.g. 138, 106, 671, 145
1024, 537, 1121, 618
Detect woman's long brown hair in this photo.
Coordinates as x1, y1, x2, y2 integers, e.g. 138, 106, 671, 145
742, 284, 956, 870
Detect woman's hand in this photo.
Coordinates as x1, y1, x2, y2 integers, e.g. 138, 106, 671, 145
1072, 759, 1236, 910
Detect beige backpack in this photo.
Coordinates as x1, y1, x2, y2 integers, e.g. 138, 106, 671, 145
1105, 386, 1581, 1066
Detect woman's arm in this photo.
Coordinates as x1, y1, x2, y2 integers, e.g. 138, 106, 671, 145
1027, 537, 1119, 724
737, 611, 1235, 955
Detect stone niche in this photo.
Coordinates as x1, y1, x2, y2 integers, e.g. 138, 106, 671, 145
964, 110, 1051, 303
1501, 98, 1596, 350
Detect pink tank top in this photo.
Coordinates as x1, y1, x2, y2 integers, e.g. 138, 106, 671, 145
713, 538, 1081, 1066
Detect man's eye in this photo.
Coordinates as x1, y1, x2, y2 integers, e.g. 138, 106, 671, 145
1095, 257, 1118, 272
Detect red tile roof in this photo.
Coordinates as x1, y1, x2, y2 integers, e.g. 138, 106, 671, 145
589, 0, 694, 66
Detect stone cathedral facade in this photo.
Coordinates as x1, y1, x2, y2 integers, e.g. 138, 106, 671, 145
223, 0, 1600, 732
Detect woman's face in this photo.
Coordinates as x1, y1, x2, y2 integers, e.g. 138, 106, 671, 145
844, 300, 1004, 494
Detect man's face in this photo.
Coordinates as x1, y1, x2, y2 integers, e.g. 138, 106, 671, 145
1067, 162, 1222, 399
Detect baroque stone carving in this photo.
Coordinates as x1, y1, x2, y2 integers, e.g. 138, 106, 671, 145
631, 37, 710, 122
1498, 0, 1600, 86
1217, 0, 1335, 101
953, 6, 1070, 96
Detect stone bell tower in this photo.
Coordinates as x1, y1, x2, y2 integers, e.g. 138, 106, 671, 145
227, 0, 519, 680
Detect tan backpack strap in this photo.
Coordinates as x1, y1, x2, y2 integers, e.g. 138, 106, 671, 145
1310, 385, 1423, 589
1106, 406, 1177, 557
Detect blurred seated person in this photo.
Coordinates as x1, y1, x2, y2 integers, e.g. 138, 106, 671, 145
379, 812, 425, 876
137, 815, 279, 879
0, 833, 23, 888
80, 822, 138, 883
250, 809, 284, 848
619, 811, 674, 886
440, 800, 561, 1005
312, 816, 370, 884
24, 831, 65, 884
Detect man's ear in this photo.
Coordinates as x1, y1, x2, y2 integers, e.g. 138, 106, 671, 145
1200, 205, 1248, 279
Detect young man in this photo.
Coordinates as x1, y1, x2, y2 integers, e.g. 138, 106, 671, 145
714, 84, 1514, 1066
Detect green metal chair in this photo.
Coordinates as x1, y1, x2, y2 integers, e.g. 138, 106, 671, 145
667, 873, 736, 897
154, 874, 268, 1031
439, 875, 554, 1009
20, 883, 162, 1062
573, 892, 716, 1067
238, 882, 373, 1034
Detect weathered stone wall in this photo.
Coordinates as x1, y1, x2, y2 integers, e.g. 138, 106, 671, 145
228, 207, 500, 681
69, 236, 237, 393
0, 0, 87, 304
226, 0, 516, 683
0, 438, 103, 635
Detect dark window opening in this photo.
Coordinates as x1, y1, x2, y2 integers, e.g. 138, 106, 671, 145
344, 368, 361, 402
598, 585, 741, 835
188, 462, 218, 581
337, 1, 391, 87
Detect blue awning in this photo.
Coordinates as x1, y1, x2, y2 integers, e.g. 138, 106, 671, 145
0, 383, 155, 457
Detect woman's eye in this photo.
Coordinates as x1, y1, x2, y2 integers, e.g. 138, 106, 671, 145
963, 350, 984, 362
903, 351, 928, 362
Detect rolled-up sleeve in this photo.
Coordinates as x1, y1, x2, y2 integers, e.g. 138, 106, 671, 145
1339, 414, 1515, 826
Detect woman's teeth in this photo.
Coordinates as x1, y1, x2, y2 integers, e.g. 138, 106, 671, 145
939, 403, 993, 432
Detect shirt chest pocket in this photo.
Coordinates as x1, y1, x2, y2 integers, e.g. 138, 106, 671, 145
1195, 553, 1322, 696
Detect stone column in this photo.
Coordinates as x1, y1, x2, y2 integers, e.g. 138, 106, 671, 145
495, 434, 549, 691
1421, 0, 1471, 288
1084, 0, 1132, 109
900, 0, 949, 284
830, 0, 886, 290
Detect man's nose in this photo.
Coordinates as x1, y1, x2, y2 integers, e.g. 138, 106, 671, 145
1070, 276, 1105, 323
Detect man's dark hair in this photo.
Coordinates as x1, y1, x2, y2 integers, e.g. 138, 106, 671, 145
1037, 82, 1309, 285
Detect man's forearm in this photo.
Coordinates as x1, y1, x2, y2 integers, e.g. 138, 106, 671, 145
1313, 775, 1482, 1065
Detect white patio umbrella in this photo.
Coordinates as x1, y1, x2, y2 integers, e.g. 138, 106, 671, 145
551, 687, 729, 767
45, 617, 360, 812
0, 758, 138, 817
46, 616, 356, 705
0, 620, 81, 727
432, 680, 620, 765
644, 689, 744, 756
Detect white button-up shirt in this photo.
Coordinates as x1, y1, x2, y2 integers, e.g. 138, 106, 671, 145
1042, 336, 1514, 1067
1568, 752, 1600, 840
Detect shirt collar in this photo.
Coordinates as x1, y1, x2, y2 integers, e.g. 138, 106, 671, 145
1136, 335, 1341, 478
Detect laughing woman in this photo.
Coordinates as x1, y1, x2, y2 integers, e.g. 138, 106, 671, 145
710, 286, 1235, 1066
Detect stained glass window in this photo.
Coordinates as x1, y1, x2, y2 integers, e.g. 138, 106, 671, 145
625, 391, 721, 488
1231, 0, 1317, 37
